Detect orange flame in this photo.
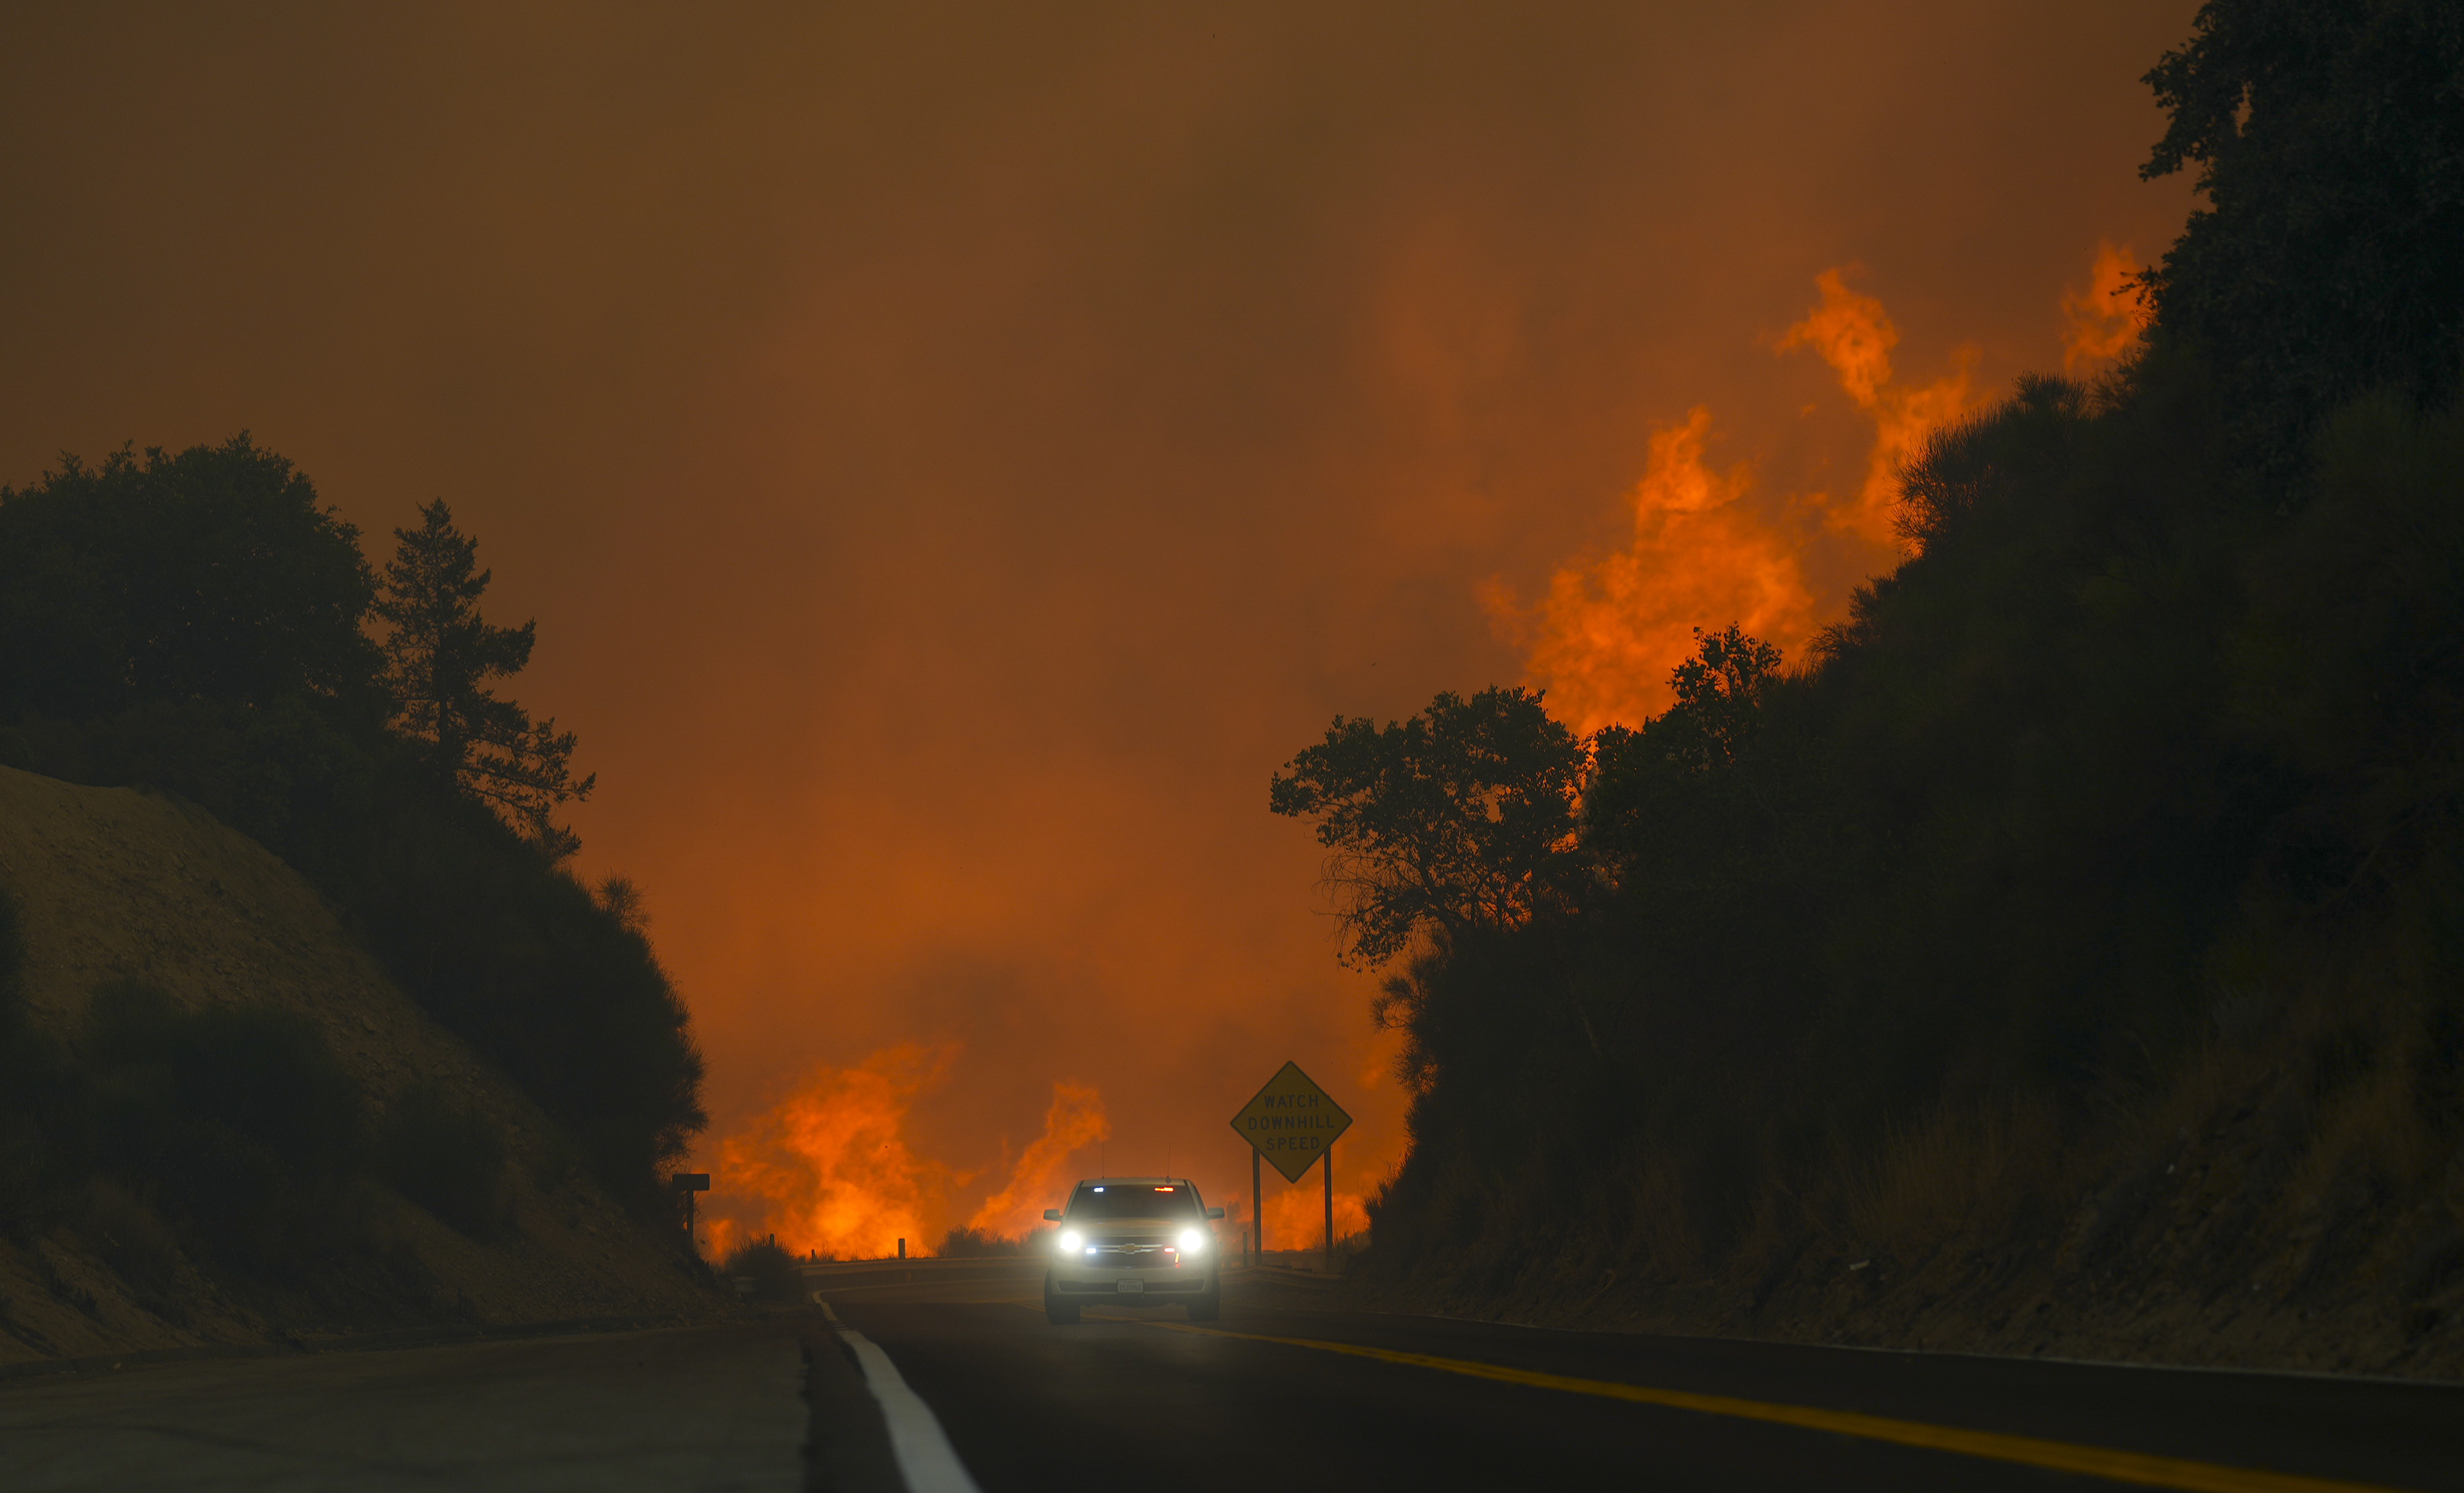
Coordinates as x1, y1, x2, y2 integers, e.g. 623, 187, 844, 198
1485, 405, 1814, 733
704, 1047, 1113, 1259
1491, 267, 1993, 731
1778, 268, 1982, 546
1265, 1186, 1370, 1248
710, 1043, 958, 1259
965, 1080, 1110, 1238
2060, 240, 2152, 372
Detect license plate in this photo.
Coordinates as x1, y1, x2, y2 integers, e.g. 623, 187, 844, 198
1116, 1279, 1145, 1294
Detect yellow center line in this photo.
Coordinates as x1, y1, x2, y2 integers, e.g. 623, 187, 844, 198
1145, 1321, 2418, 1493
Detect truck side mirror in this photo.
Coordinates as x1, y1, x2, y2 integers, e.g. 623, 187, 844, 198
1207, 1207, 1225, 1219
1043, 1209, 1063, 1221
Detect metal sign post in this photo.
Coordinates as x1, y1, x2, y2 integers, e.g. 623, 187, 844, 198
1229, 1061, 1352, 1271
671, 1172, 711, 1247
1250, 1146, 1262, 1265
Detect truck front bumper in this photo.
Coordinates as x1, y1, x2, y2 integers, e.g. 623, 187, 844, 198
1046, 1260, 1217, 1299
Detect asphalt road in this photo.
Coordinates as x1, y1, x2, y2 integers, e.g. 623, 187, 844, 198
4, 1271, 2457, 1491
822, 1267, 2464, 1493
0, 1322, 806, 1491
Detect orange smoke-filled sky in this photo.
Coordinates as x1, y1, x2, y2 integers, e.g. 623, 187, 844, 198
0, 2, 2193, 1251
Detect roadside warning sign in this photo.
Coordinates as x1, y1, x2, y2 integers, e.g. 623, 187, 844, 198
1230, 1061, 1352, 1183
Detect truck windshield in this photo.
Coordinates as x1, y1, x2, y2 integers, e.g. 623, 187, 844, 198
1069, 1186, 1198, 1219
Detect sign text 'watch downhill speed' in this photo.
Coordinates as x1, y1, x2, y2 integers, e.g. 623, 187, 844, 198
1230, 1061, 1352, 1183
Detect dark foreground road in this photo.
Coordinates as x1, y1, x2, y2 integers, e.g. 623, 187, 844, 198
823, 1266, 2464, 1493
0, 1321, 805, 1491
3, 1270, 2457, 1491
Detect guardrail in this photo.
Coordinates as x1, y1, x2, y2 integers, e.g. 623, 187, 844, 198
797, 1257, 1046, 1290
1233, 1263, 1344, 1288
794, 1256, 1349, 1295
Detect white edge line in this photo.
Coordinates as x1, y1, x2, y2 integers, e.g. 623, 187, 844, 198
838, 1329, 984, 1493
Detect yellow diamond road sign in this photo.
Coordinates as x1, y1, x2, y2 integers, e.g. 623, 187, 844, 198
1230, 1061, 1352, 1183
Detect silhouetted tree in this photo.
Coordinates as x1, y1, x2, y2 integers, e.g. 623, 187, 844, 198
0, 436, 379, 722
2141, 0, 2464, 475
1285, 0, 2464, 1316
1651, 623, 1783, 775
1895, 376, 2094, 552
1582, 625, 1789, 890
374, 500, 593, 857
1269, 686, 1585, 967
0, 439, 702, 1212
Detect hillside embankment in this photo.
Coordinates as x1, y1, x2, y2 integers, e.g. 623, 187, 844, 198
1284, 5, 2464, 1386
1349, 1036, 2464, 1382
0, 765, 727, 1368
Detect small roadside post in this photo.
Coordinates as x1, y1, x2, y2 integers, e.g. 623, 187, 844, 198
1250, 1147, 1260, 1265
1229, 1061, 1353, 1272
671, 1172, 711, 1248
1323, 1140, 1333, 1272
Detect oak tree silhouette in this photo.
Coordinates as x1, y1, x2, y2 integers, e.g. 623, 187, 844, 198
1270, 685, 1585, 968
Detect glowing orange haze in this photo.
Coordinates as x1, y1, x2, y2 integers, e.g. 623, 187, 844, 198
705, 245, 2147, 1255
0, 3, 2200, 1274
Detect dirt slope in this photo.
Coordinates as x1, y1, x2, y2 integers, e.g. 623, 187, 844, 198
1354, 1051, 2464, 1381
0, 765, 728, 1367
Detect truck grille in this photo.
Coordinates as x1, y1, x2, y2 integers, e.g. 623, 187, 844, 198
1086, 1238, 1185, 1267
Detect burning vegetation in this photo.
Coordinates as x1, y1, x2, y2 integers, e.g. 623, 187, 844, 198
701, 1051, 1110, 1259
1490, 264, 1991, 734
1277, 2, 2464, 1376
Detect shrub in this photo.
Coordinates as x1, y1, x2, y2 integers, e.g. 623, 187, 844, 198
5, 709, 705, 1214
0, 884, 90, 1237
379, 1083, 512, 1237
719, 1238, 804, 1303
350, 791, 705, 1210
81, 982, 371, 1277
938, 1226, 1032, 1257
80, 1179, 187, 1322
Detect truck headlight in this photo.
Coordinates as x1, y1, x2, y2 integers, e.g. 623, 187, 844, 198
1178, 1228, 1206, 1252
1058, 1229, 1083, 1252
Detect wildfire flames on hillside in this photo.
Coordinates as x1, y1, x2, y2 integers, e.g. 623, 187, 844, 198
1495, 249, 2137, 733
702, 1046, 1111, 1260
700, 247, 2147, 1255
1263, 1187, 1370, 1251
1779, 268, 1983, 548
964, 1081, 1110, 1239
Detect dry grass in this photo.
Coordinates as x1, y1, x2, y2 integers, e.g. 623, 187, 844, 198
1606, 1154, 1703, 1276
1839, 1095, 2064, 1254
1354, 906, 2464, 1379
